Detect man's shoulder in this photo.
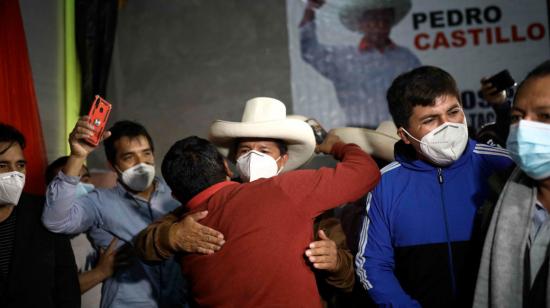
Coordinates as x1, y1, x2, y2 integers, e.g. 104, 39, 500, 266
17, 193, 45, 216
471, 142, 511, 159
378, 161, 405, 184
471, 142, 514, 170
371, 161, 407, 197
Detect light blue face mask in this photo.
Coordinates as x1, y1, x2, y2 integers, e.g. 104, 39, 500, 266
506, 120, 550, 180
75, 182, 95, 198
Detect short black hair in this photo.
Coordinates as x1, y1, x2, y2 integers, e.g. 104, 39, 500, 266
515, 60, 550, 101
162, 136, 227, 204
45, 156, 69, 184
104, 121, 154, 165
387, 66, 461, 129
0, 123, 26, 155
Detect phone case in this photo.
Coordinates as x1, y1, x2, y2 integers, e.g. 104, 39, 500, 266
487, 70, 516, 93
86, 95, 112, 146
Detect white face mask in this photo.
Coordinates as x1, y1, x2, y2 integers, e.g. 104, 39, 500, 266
119, 163, 155, 192
0, 171, 25, 206
75, 182, 95, 198
402, 119, 468, 166
236, 150, 283, 182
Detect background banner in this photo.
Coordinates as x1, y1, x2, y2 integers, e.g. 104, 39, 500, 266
287, 0, 550, 130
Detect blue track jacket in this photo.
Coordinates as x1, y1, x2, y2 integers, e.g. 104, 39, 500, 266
356, 139, 514, 307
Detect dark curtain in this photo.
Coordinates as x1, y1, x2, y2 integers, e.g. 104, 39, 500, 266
76, 0, 118, 115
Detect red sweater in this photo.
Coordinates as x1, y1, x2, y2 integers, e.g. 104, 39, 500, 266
181, 143, 380, 307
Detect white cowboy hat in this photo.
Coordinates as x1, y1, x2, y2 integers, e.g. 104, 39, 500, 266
338, 0, 412, 32
332, 121, 399, 161
209, 97, 316, 171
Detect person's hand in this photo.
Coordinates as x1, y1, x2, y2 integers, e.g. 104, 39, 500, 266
305, 229, 340, 272
68, 116, 111, 159
300, 0, 325, 26
306, 0, 325, 9
316, 131, 341, 154
480, 77, 507, 105
95, 238, 118, 279
168, 210, 225, 254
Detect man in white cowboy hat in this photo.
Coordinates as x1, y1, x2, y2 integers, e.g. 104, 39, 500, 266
211, 97, 360, 302
299, 0, 420, 128
134, 97, 380, 307
209, 98, 362, 304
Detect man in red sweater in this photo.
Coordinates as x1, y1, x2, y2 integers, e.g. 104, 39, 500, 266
135, 131, 379, 307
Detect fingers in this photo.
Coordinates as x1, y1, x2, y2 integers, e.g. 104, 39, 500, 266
71, 117, 95, 140
105, 237, 118, 255
196, 246, 215, 255
308, 255, 335, 265
312, 260, 337, 270
198, 224, 225, 240
101, 130, 112, 142
318, 229, 329, 240
188, 210, 209, 222
306, 243, 333, 256
195, 240, 223, 255
187, 211, 225, 240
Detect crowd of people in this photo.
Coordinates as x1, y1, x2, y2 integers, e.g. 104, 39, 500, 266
0, 60, 549, 308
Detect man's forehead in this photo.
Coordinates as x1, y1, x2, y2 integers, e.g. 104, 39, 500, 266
411, 95, 461, 115
0, 142, 24, 161
237, 138, 280, 148
114, 135, 151, 152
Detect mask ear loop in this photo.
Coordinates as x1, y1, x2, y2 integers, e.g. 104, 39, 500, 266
401, 128, 425, 145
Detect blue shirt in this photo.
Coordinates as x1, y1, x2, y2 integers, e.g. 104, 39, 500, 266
42, 171, 188, 308
300, 21, 421, 128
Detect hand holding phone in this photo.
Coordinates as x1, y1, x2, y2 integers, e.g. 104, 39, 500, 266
86, 95, 112, 146
484, 70, 516, 94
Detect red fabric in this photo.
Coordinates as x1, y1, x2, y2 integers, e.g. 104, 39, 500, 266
187, 181, 238, 209
0, 0, 47, 195
180, 143, 380, 308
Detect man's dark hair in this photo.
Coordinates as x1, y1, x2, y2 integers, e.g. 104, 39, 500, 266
515, 60, 550, 100
45, 156, 69, 184
0, 123, 26, 155
162, 136, 227, 204
104, 121, 154, 164
387, 66, 461, 129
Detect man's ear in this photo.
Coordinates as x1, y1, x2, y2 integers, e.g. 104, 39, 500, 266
398, 128, 412, 145
280, 153, 289, 167
223, 159, 233, 179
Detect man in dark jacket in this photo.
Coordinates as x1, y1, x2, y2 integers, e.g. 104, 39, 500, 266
0, 123, 80, 308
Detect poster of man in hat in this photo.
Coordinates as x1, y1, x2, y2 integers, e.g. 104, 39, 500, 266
297, 0, 421, 129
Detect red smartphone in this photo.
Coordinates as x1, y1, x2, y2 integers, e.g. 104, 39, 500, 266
86, 95, 112, 146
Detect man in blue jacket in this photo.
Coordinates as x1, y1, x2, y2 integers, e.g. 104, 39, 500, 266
356, 66, 514, 307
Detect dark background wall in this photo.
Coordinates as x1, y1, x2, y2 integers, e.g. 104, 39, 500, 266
94, 0, 292, 168
21, 0, 291, 169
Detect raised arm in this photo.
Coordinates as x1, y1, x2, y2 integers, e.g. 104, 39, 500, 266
277, 133, 381, 218
299, 0, 339, 79
42, 116, 109, 234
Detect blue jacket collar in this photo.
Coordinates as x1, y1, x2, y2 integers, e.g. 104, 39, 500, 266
395, 139, 476, 171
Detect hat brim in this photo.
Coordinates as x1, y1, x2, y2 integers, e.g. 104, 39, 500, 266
209, 119, 316, 171
338, 0, 412, 32
333, 127, 399, 161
